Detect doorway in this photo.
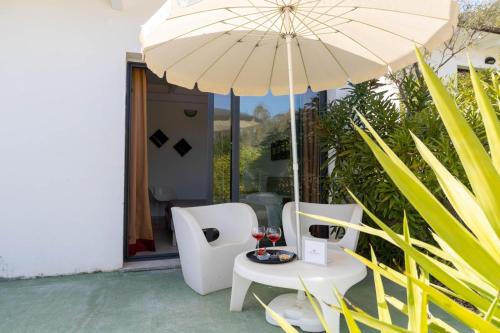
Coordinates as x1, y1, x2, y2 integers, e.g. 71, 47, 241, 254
124, 63, 212, 261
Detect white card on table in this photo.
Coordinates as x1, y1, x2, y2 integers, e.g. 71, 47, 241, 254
302, 236, 328, 265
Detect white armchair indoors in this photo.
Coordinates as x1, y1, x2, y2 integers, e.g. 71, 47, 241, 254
283, 202, 363, 251
171, 203, 258, 295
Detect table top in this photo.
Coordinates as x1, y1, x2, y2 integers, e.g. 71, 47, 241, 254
234, 246, 367, 301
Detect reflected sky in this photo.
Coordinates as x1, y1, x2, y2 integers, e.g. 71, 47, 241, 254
215, 91, 318, 117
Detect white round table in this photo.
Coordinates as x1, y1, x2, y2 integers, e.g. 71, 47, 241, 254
230, 246, 367, 332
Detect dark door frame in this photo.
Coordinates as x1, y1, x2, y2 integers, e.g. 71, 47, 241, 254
123, 62, 214, 262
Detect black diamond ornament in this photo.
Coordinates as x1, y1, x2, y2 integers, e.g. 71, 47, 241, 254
174, 139, 192, 157
149, 130, 169, 148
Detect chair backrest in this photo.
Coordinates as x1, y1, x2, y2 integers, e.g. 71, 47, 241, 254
283, 202, 363, 251
174, 203, 258, 244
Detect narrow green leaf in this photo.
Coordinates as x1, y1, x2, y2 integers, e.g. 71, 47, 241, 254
254, 294, 299, 333
403, 214, 419, 332
347, 191, 492, 311
370, 247, 392, 328
353, 125, 500, 289
415, 47, 500, 241
412, 133, 500, 260
334, 288, 361, 333
431, 234, 497, 298
301, 212, 452, 262
385, 296, 408, 315
299, 278, 332, 333
419, 271, 429, 333
330, 304, 411, 333
345, 248, 407, 287
406, 276, 499, 332
468, 57, 500, 173
428, 317, 460, 333
485, 292, 500, 322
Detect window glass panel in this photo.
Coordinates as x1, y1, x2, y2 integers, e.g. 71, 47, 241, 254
239, 91, 321, 230
213, 94, 231, 203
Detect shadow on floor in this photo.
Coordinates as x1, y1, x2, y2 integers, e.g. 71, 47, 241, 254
0, 269, 471, 333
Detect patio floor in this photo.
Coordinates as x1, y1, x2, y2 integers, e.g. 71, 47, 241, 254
0, 269, 470, 333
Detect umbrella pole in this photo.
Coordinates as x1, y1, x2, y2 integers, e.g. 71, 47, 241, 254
285, 34, 302, 260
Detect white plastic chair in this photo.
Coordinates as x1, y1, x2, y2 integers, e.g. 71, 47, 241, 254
171, 203, 258, 295
283, 202, 363, 251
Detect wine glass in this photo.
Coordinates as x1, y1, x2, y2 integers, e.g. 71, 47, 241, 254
266, 226, 282, 248
251, 226, 266, 254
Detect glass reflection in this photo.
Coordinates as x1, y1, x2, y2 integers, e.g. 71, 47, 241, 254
213, 94, 231, 203
239, 91, 320, 228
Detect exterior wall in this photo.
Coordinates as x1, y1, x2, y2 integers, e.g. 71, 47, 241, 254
432, 32, 500, 78
0, 0, 164, 278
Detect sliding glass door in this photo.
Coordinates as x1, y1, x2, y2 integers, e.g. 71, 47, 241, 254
239, 91, 322, 228
212, 90, 326, 230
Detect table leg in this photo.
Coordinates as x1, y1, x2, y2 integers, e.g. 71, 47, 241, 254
230, 272, 252, 312
319, 298, 340, 333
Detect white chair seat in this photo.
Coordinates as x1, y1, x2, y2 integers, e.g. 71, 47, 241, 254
172, 203, 258, 295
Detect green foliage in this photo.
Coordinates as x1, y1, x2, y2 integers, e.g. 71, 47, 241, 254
318, 67, 498, 266
264, 50, 500, 333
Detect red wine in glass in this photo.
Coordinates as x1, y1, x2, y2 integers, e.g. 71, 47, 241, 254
266, 226, 282, 248
251, 226, 266, 254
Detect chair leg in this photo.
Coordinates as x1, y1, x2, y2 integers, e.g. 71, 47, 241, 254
230, 272, 252, 312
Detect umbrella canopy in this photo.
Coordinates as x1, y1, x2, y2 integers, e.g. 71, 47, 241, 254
141, 0, 458, 96
140, 0, 458, 259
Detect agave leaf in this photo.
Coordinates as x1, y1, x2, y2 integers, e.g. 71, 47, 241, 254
346, 247, 474, 303
347, 191, 492, 311
415, 48, 500, 240
432, 233, 497, 302
301, 212, 452, 262
385, 295, 408, 315
353, 125, 500, 290
333, 288, 361, 333
428, 317, 460, 333
403, 214, 419, 331
425, 252, 496, 303
419, 271, 429, 333
330, 304, 411, 333
406, 276, 499, 332
345, 248, 407, 287
254, 294, 299, 333
299, 278, 332, 333
411, 133, 500, 260
370, 247, 392, 328
431, 234, 497, 299
468, 57, 500, 173
485, 293, 500, 322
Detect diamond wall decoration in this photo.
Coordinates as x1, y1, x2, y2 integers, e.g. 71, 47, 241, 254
149, 129, 169, 148
174, 138, 192, 157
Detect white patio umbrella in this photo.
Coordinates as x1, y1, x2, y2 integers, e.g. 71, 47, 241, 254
140, 0, 458, 259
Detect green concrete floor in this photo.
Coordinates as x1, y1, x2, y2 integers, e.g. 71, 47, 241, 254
0, 269, 470, 333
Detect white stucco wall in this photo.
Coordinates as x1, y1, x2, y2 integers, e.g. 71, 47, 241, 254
431, 32, 500, 78
0, 0, 165, 278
